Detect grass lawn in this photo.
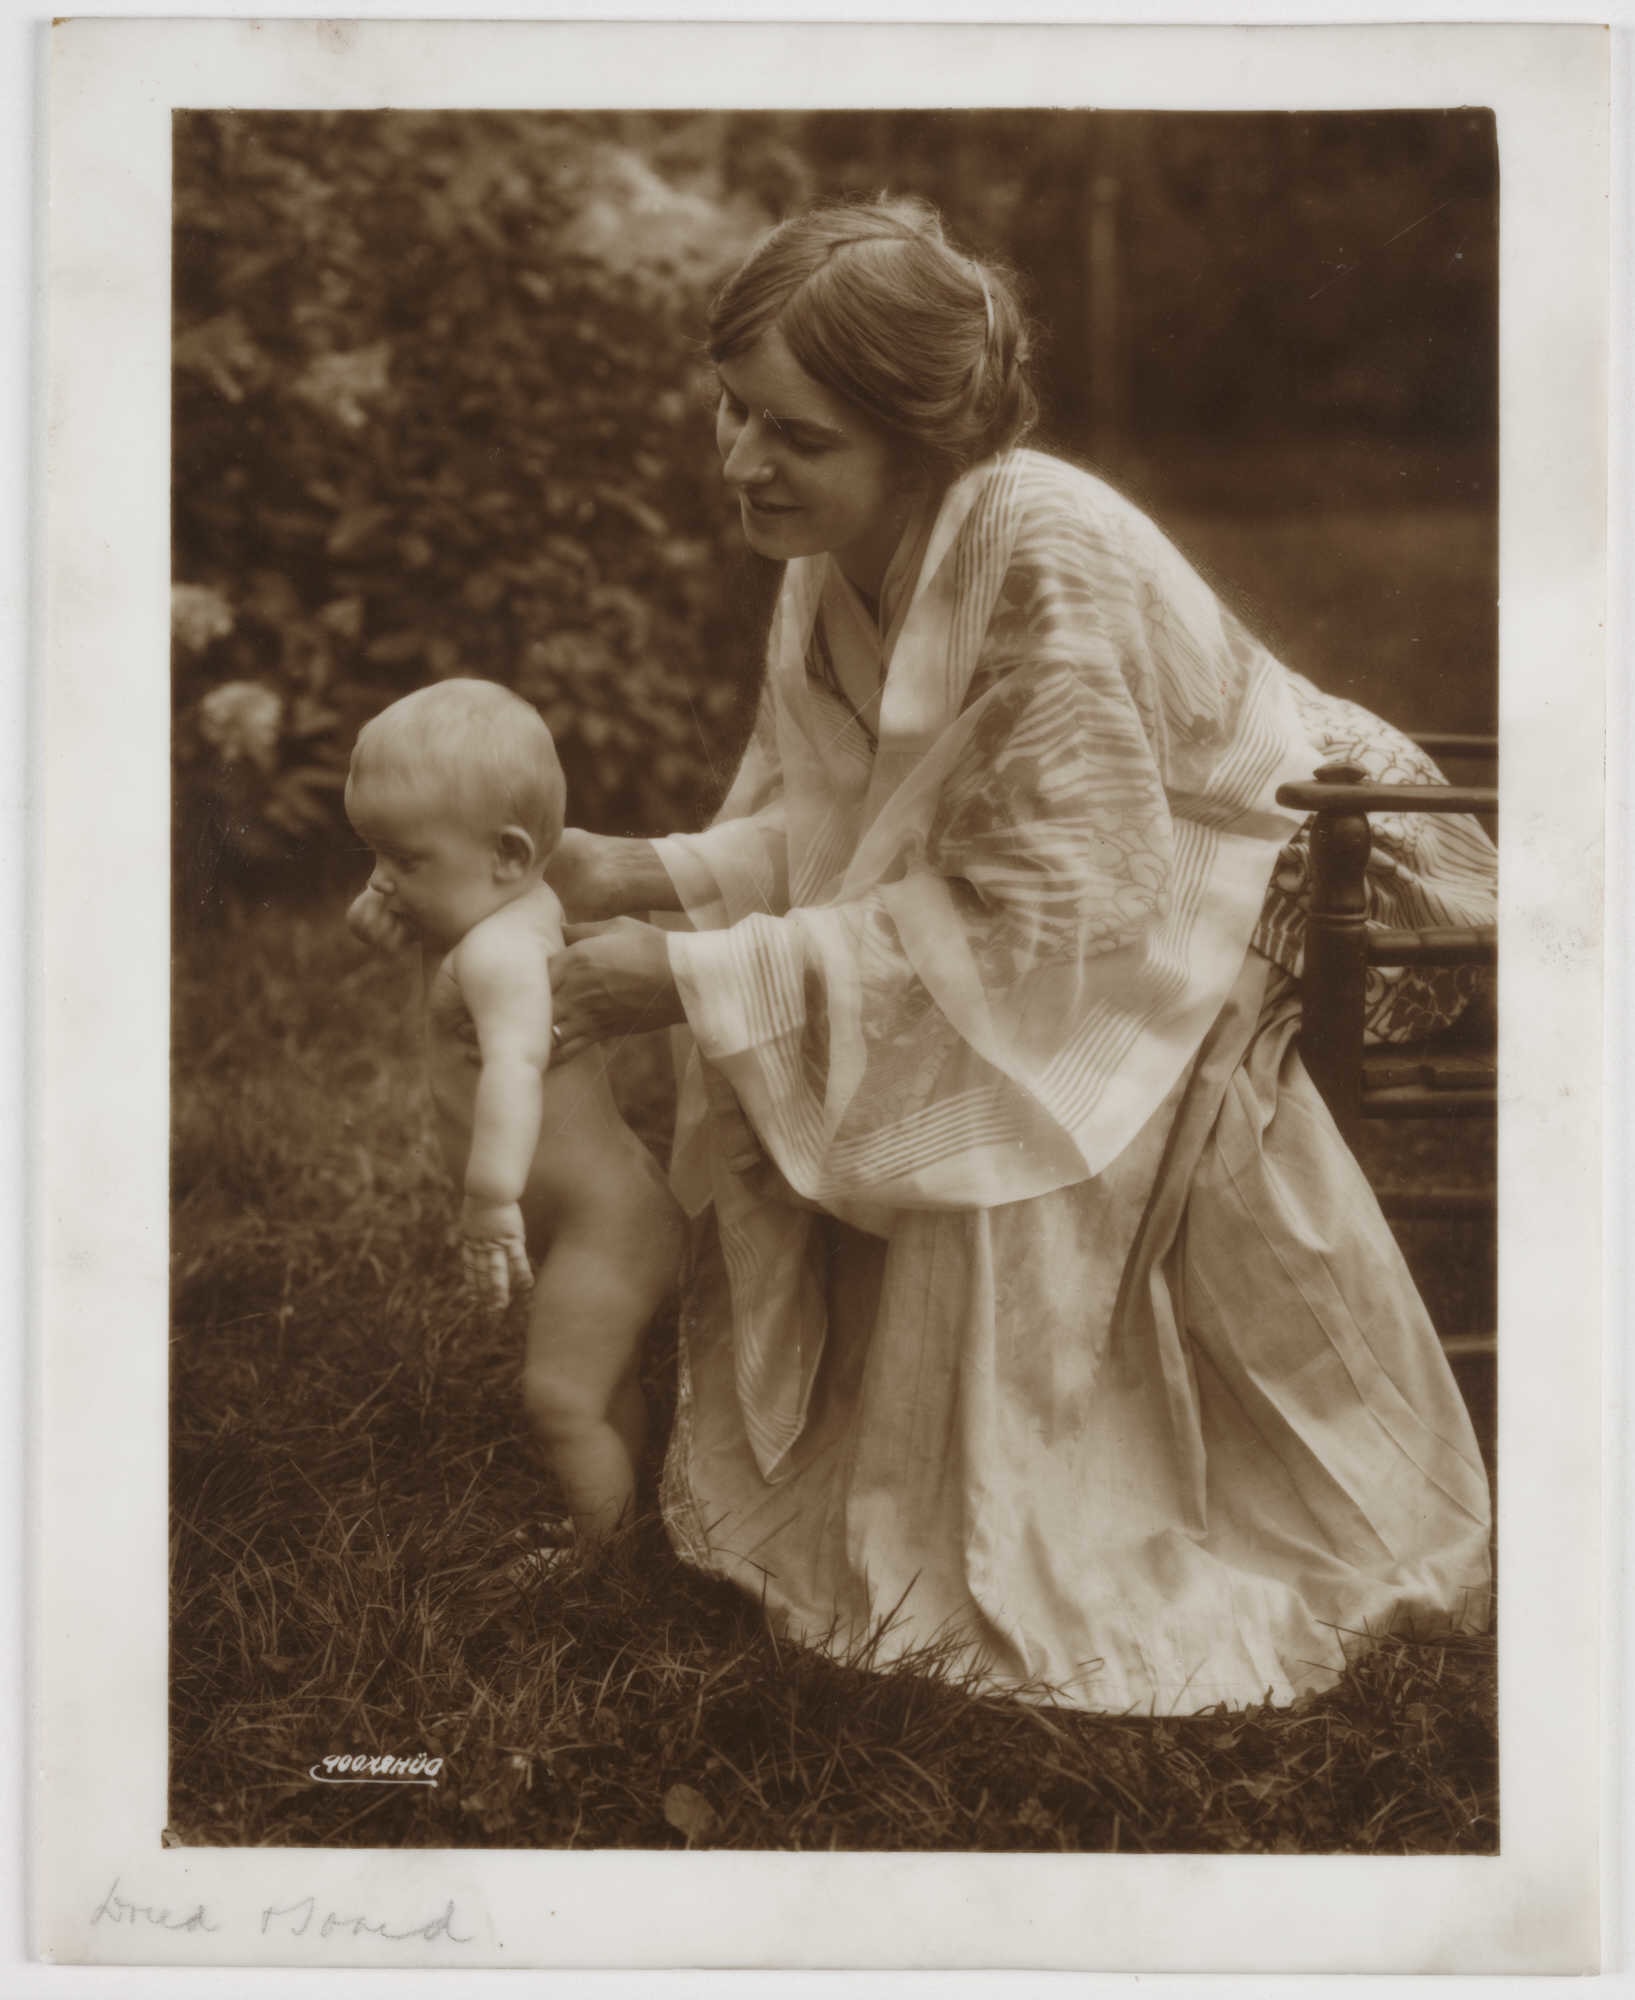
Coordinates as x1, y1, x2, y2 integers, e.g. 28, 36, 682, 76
170, 895, 1497, 1853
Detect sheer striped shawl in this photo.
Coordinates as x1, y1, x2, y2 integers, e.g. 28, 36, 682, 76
656, 449, 1322, 1478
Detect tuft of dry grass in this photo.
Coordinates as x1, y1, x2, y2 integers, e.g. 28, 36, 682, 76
170, 897, 1496, 1853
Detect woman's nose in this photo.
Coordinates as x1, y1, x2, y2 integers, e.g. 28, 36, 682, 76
722, 422, 774, 490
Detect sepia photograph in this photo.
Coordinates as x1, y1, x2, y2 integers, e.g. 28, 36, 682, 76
36, 16, 1608, 1976
168, 103, 1499, 1854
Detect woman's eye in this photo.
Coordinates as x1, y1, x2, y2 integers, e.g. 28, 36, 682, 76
718, 391, 747, 422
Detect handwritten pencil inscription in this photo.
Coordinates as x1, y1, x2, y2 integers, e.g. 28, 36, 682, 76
261, 1894, 472, 1943
89, 1877, 477, 1949
91, 1879, 217, 1933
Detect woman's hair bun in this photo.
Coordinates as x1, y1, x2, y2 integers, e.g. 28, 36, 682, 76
708, 194, 1037, 486
866, 191, 946, 243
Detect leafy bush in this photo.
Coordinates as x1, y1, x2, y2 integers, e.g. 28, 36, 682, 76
173, 112, 777, 908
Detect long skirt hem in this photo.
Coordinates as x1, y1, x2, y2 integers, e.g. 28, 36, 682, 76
660, 952, 1492, 1717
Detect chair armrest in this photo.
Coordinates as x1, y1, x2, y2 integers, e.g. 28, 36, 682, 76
1276, 780, 1498, 816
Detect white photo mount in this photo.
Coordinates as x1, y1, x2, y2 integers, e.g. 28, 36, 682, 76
38, 18, 1608, 1975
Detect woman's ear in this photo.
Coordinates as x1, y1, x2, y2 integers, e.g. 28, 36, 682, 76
493, 826, 538, 880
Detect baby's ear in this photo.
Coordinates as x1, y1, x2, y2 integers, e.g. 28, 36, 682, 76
493, 826, 537, 879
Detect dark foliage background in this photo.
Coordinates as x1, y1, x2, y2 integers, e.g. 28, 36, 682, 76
171, 112, 774, 909
789, 109, 1497, 449
172, 108, 1496, 911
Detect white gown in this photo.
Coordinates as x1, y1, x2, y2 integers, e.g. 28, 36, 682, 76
653, 449, 1494, 1714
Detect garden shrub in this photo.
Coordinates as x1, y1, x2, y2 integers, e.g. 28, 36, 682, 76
172, 112, 775, 909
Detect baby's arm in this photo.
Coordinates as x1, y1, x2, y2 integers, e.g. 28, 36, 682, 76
453, 917, 553, 1311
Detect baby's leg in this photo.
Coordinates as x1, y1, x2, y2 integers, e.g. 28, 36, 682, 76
610, 1368, 648, 1483
521, 1229, 672, 1544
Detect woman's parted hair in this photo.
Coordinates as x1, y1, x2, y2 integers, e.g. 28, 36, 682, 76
347, 680, 566, 854
707, 195, 1037, 486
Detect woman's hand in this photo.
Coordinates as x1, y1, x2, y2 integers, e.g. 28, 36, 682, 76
543, 828, 611, 924
545, 828, 685, 922
548, 917, 687, 1062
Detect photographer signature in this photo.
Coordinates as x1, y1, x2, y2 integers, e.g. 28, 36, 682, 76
308, 1751, 443, 1786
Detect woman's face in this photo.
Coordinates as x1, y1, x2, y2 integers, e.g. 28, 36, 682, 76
714, 328, 915, 597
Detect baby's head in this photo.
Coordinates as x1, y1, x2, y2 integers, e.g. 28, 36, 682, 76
345, 680, 566, 950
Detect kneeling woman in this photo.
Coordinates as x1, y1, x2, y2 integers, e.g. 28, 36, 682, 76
546, 197, 1495, 1714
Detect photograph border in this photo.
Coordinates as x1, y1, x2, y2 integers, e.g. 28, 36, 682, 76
37, 16, 1609, 1975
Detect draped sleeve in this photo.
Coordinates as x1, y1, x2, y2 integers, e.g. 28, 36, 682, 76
653, 677, 789, 931
662, 455, 1317, 1223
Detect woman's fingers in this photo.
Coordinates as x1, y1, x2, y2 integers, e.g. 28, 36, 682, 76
547, 923, 684, 1052
543, 827, 613, 923
547, 941, 606, 1053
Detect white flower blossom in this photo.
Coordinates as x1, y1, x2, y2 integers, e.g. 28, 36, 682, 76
293, 342, 392, 431
198, 681, 283, 775
171, 583, 235, 655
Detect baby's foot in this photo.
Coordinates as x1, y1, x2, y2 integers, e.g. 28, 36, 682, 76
500, 1515, 578, 1588
504, 1545, 577, 1585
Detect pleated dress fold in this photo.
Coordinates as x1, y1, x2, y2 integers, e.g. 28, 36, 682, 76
663, 953, 1490, 1714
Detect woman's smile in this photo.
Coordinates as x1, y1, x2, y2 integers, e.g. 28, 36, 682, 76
714, 328, 917, 596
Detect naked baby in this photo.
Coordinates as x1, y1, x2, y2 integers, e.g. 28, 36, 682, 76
344, 679, 683, 1551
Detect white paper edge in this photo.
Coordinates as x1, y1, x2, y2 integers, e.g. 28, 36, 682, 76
25, 10, 1615, 1984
